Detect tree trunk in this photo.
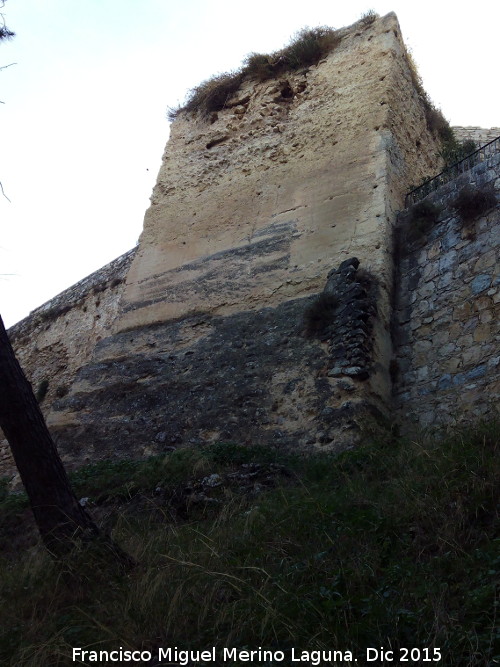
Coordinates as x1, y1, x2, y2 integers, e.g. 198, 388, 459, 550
0, 314, 99, 554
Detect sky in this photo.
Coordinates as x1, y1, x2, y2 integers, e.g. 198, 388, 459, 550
0, 0, 498, 327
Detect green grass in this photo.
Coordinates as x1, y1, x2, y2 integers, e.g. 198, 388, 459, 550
0, 421, 498, 665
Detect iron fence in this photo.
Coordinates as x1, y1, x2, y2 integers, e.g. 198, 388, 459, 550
405, 135, 500, 207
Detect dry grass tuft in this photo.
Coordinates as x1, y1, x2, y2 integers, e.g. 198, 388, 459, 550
169, 25, 342, 120
359, 9, 378, 26
406, 199, 441, 241
282, 26, 341, 70
454, 184, 497, 226
182, 71, 245, 118
0, 421, 498, 665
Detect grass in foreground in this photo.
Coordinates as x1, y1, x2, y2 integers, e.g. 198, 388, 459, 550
0, 421, 498, 666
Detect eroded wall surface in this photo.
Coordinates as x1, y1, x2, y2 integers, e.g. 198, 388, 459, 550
40, 260, 380, 470
393, 154, 500, 427
114, 9, 443, 416
0, 250, 135, 475
119, 12, 439, 333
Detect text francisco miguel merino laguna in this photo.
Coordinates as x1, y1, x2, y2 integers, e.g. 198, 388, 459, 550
72, 646, 442, 663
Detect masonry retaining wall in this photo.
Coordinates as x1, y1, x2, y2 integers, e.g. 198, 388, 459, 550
393, 154, 500, 428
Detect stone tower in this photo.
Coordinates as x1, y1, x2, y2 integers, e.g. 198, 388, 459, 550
2, 12, 449, 473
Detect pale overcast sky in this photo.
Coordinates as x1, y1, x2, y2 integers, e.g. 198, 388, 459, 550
0, 0, 498, 327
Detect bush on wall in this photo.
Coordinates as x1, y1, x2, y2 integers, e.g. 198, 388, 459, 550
454, 184, 497, 226
178, 72, 245, 118
406, 199, 441, 241
441, 139, 477, 168
303, 292, 339, 337
282, 26, 341, 70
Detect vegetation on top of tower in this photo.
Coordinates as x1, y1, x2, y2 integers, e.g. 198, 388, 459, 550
168, 13, 378, 120
169, 71, 246, 121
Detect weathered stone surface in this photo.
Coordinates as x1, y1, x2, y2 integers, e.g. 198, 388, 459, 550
6, 250, 135, 403
43, 289, 380, 472
0, 251, 137, 476
471, 274, 492, 294
119, 12, 440, 335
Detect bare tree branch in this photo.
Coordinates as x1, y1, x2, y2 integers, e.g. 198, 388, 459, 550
0, 59, 16, 101
0, 0, 14, 41
0, 181, 11, 202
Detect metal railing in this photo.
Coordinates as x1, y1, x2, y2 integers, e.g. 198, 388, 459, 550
405, 135, 500, 207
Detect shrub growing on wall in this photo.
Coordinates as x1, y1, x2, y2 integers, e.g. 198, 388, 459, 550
441, 139, 477, 168
354, 267, 378, 291
454, 184, 497, 226
406, 200, 441, 241
405, 50, 455, 153
282, 26, 341, 70
243, 27, 340, 83
303, 292, 339, 337
179, 72, 245, 118
359, 9, 378, 26
243, 52, 278, 82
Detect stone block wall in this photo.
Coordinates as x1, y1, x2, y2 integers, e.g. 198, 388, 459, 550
452, 126, 500, 147
393, 153, 500, 428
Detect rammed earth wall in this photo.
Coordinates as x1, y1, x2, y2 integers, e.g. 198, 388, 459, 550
393, 154, 500, 428
41, 13, 441, 467
8, 249, 136, 400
